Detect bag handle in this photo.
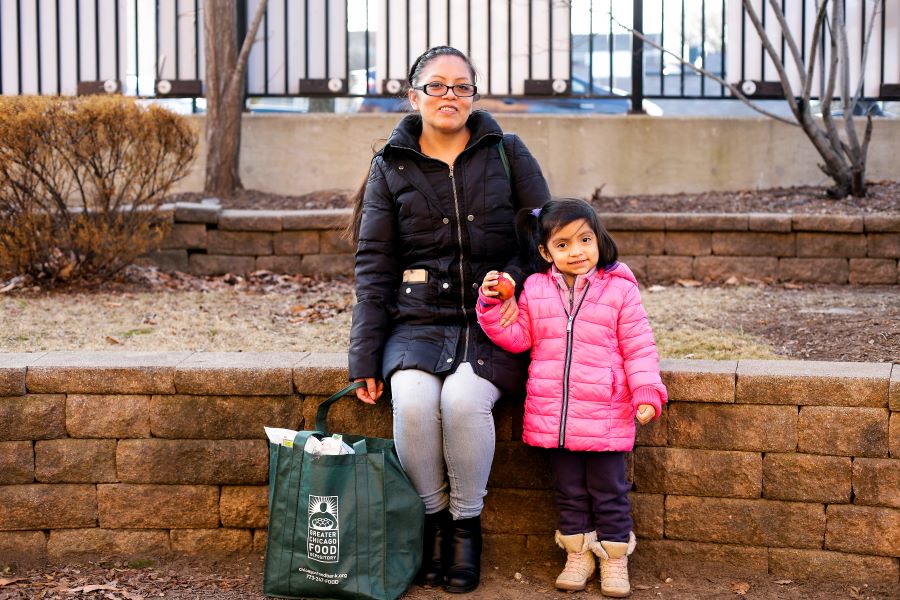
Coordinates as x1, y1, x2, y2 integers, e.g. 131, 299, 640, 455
315, 381, 367, 434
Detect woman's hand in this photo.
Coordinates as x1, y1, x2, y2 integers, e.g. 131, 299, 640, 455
354, 378, 384, 404
499, 298, 518, 328
481, 270, 500, 297
636, 404, 655, 425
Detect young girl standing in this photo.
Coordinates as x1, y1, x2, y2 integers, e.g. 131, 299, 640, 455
476, 198, 667, 598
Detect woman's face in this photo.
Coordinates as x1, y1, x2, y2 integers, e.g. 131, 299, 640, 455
408, 55, 475, 134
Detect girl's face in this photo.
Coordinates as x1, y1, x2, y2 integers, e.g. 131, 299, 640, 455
408, 55, 475, 134
539, 219, 600, 286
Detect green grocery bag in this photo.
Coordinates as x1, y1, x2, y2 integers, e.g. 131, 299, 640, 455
263, 382, 424, 600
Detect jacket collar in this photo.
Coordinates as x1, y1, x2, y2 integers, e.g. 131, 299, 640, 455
384, 110, 503, 155
550, 264, 599, 292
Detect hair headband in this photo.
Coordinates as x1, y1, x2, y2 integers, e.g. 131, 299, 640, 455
531, 207, 542, 218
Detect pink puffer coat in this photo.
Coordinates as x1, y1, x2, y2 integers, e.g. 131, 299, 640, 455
477, 263, 667, 452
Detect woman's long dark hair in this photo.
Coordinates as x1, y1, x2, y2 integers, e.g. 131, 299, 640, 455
516, 198, 618, 274
346, 46, 478, 243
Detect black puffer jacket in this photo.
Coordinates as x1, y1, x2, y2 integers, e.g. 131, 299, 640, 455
349, 111, 551, 396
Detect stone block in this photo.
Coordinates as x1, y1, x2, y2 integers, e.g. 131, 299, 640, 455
0, 352, 44, 395
116, 439, 268, 484
664, 232, 711, 256
0, 531, 47, 561
293, 353, 349, 395
598, 213, 666, 231
646, 256, 694, 282
853, 458, 900, 508
630, 493, 664, 539
174, 352, 299, 395
489, 442, 551, 489
493, 397, 519, 442
618, 255, 647, 282
864, 214, 900, 232
635, 405, 667, 446
634, 447, 761, 498
97, 484, 219, 528
735, 360, 891, 407
142, 249, 189, 272
747, 213, 793, 232
0, 394, 66, 440
762, 453, 851, 503
218, 210, 283, 232
892, 413, 900, 459
253, 529, 267, 553
633, 540, 768, 576
298, 254, 354, 276
850, 258, 898, 284
797, 233, 868, 257
792, 215, 863, 233
693, 256, 778, 282
826, 505, 900, 557
777, 258, 849, 283
0, 441, 33, 484
769, 548, 899, 582
256, 255, 303, 273
26, 352, 190, 394
171, 528, 252, 554
892, 365, 900, 411
661, 359, 736, 403
483, 534, 527, 562
207, 230, 273, 255
48, 529, 170, 557
66, 394, 151, 438
0, 484, 97, 530
798, 407, 889, 457
609, 231, 664, 255
161, 223, 207, 250
867, 233, 900, 258
221, 486, 269, 528
282, 209, 351, 231
189, 254, 257, 276
319, 230, 354, 254
151, 394, 303, 439
665, 495, 825, 548
482, 489, 556, 535
35, 439, 117, 483
665, 213, 748, 231
304, 393, 393, 440
274, 230, 319, 255
668, 403, 796, 451
711, 232, 796, 256
174, 202, 219, 224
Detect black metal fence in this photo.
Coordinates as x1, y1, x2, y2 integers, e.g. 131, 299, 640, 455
0, 0, 896, 108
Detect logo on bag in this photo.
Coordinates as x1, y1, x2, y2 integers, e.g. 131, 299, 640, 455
308, 495, 339, 563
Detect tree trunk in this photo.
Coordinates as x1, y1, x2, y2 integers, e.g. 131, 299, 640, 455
202, 0, 267, 198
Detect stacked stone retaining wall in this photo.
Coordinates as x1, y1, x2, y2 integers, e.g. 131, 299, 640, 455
0, 352, 898, 582
150, 206, 900, 284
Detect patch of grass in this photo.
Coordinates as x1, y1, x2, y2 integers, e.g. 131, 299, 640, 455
122, 328, 154, 338
127, 558, 155, 569
656, 325, 781, 360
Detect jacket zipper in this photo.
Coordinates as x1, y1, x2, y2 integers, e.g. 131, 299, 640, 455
449, 164, 470, 361
559, 281, 590, 448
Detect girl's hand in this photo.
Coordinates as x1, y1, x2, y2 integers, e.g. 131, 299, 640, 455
636, 404, 655, 425
354, 378, 383, 404
499, 297, 518, 327
481, 270, 501, 296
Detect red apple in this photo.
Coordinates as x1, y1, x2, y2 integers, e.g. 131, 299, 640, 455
491, 272, 516, 301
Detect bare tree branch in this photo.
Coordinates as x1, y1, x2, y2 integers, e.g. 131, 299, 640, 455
227, 0, 269, 101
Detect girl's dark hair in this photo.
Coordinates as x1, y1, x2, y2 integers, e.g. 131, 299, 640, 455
348, 46, 476, 243
515, 198, 618, 274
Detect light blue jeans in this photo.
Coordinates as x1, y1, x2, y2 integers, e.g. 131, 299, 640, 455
390, 362, 502, 519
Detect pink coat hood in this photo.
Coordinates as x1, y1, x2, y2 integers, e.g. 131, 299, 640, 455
477, 262, 667, 452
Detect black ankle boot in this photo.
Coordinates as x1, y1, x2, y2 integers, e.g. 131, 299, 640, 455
414, 508, 451, 587
444, 516, 482, 593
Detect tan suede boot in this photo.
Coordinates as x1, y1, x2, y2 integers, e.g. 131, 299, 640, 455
553, 530, 597, 592
589, 531, 636, 598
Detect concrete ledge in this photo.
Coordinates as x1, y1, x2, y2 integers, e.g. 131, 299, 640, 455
736, 360, 892, 407
26, 352, 191, 394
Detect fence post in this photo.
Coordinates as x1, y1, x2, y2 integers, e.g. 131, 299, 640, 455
629, 0, 645, 114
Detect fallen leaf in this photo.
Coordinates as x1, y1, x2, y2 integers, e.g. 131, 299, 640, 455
0, 577, 25, 587
634, 584, 652, 590
106, 336, 122, 345
724, 276, 740, 286
64, 583, 120, 593
675, 279, 702, 287
773, 579, 793, 585
848, 586, 864, 599
730, 581, 751, 595
290, 305, 306, 314
647, 285, 667, 293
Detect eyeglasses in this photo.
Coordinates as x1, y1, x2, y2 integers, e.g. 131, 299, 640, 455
414, 82, 478, 97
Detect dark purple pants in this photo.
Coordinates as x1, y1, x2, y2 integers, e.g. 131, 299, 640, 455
548, 449, 632, 542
